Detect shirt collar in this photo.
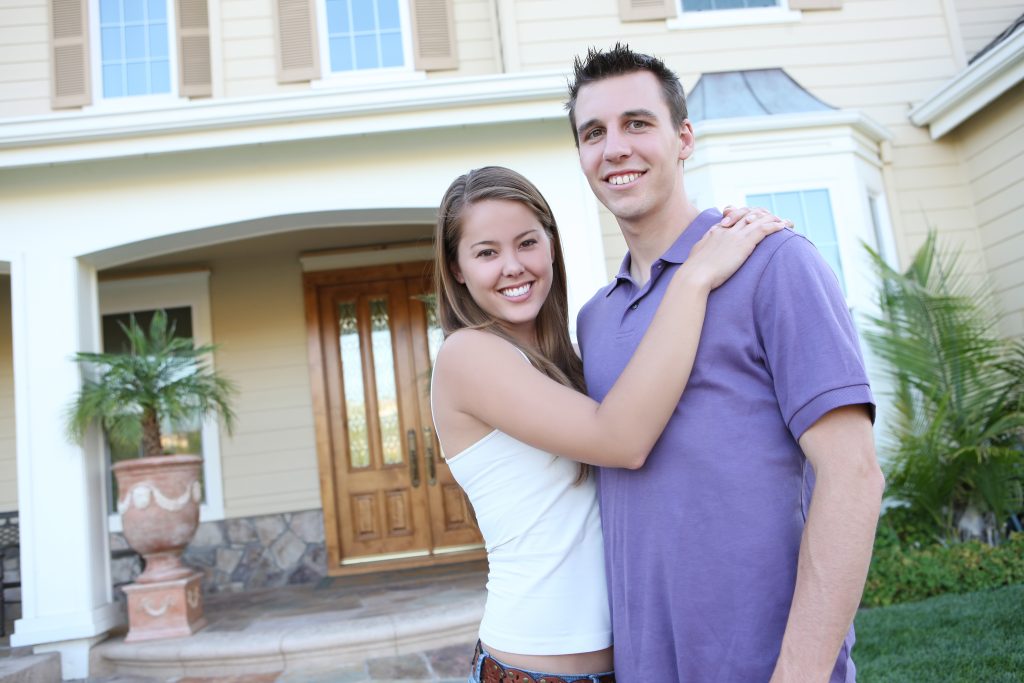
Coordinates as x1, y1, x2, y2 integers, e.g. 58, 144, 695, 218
607, 208, 725, 296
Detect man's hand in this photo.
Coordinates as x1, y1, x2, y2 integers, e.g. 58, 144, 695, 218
770, 405, 885, 683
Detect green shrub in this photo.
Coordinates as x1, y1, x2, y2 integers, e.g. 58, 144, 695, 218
864, 233, 1024, 544
863, 530, 1024, 607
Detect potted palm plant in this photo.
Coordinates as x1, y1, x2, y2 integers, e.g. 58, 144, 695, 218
67, 310, 236, 640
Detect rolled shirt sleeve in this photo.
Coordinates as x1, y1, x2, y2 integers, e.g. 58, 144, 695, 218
753, 234, 875, 441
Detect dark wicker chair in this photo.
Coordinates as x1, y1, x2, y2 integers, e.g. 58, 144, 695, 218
0, 511, 20, 637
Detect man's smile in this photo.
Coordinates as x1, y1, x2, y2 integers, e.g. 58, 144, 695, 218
605, 171, 645, 186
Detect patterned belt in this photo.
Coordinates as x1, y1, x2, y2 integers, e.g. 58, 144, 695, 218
473, 642, 616, 683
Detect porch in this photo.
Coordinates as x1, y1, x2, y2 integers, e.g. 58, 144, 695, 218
0, 561, 486, 683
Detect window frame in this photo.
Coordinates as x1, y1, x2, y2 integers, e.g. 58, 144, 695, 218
668, 0, 800, 30
98, 270, 224, 531
312, 0, 423, 87
86, 0, 187, 109
746, 187, 847, 294
737, 177, 880, 311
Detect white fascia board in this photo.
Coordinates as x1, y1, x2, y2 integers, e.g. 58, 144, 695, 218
0, 71, 569, 169
694, 109, 891, 144
910, 28, 1024, 139
688, 110, 889, 172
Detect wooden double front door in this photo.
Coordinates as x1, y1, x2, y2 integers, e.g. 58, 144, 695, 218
305, 262, 483, 574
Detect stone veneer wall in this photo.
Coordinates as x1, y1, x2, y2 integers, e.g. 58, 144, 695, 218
111, 509, 327, 595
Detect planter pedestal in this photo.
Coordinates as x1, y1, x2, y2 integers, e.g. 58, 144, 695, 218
122, 571, 207, 642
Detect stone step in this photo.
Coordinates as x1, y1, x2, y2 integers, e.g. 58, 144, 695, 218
92, 596, 483, 680
0, 652, 61, 683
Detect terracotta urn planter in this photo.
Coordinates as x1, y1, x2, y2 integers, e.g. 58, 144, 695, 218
113, 453, 202, 583
113, 453, 208, 641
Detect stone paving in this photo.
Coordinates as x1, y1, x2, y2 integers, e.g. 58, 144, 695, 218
80, 561, 487, 682
74, 642, 475, 682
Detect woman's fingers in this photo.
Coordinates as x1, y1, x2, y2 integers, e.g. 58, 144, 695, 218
720, 205, 751, 227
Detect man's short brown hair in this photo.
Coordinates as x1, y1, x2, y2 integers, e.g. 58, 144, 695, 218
565, 43, 688, 147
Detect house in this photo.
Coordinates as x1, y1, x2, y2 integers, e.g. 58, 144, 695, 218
0, 0, 1021, 677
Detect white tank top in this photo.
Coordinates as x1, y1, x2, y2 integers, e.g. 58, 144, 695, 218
433, 354, 611, 655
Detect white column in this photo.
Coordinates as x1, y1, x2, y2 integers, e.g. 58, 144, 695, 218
9, 251, 118, 680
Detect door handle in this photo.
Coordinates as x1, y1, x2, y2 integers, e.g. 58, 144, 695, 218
407, 429, 420, 487
423, 427, 437, 486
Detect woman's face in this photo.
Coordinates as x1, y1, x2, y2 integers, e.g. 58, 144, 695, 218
451, 198, 555, 346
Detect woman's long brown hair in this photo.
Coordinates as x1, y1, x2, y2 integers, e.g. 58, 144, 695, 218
434, 166, 589, 482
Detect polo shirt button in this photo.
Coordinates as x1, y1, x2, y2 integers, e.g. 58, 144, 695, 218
630, 303, 638, 310
656, 263, 663, 269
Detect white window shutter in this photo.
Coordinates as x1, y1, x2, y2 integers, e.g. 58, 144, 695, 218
618, 0, 676, 22
50, 0, 91, 108
177, 0, 212, 97
410, 0, 457, 71
788, 0, 842, 9
275, 0, 320, 83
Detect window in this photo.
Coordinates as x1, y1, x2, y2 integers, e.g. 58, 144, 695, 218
97, 0, 174, 98
99, 272, 224, 530
682, 0, 777, 10
670, 0, 798, 28
320, 0, 411, 75
747, 189, 846, 294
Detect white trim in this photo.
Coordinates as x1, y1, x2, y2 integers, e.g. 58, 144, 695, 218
909, 26, 1024, 139
300, 243, 433, 271
668, 1, 800, 30
98, 271, 225, 532
340, 549, 429, 565
496, 0, 521, 72
0, 71, 568, 169
695, 109, 891, 143
10, 603, 121, 648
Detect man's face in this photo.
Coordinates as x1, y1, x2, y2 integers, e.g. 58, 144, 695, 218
573, 71, 694, 225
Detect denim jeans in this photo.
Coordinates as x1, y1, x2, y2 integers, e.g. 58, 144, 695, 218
467, 642, 614, 682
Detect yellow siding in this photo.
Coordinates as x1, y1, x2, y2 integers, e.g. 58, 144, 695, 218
956, 85, 1024, 338
514, 0, 986, 275
952, 0, 1023, 59
209, 253, 320, 518
434, 0, 500, 77
0, 0, 49, 117
0, 276, 16, 511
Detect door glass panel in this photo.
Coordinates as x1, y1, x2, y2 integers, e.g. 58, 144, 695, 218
370, 297, 403, 465
338, 301, 370, 469
423, 294, 443, 367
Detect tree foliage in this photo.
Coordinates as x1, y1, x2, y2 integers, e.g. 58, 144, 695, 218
67, 310, 236, 458
865, 233, 1024, 544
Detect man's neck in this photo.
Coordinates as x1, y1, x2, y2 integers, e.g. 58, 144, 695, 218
621, 201, 702, 285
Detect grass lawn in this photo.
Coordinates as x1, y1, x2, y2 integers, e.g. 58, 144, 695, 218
854, 583, 1024, 682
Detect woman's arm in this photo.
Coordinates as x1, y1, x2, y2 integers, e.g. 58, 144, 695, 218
434, 212, 785, 468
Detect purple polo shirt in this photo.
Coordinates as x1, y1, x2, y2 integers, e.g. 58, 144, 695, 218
577, 209, 874, 682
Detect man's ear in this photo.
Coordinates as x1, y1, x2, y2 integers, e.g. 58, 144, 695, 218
450, 262, 465, 284
677, 119, 696, 162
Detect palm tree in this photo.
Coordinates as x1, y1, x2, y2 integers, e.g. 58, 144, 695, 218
865, 232, 1024, 544
67, 310, 236, 457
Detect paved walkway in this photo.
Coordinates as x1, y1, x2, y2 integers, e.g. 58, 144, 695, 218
14, 561, 488, 683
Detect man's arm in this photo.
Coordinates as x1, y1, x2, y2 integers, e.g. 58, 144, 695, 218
770, 404, 885, 683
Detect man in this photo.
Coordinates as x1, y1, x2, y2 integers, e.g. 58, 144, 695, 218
569, 45, 885, 682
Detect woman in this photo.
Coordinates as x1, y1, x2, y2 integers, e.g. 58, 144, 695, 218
430, 166, 787, 683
